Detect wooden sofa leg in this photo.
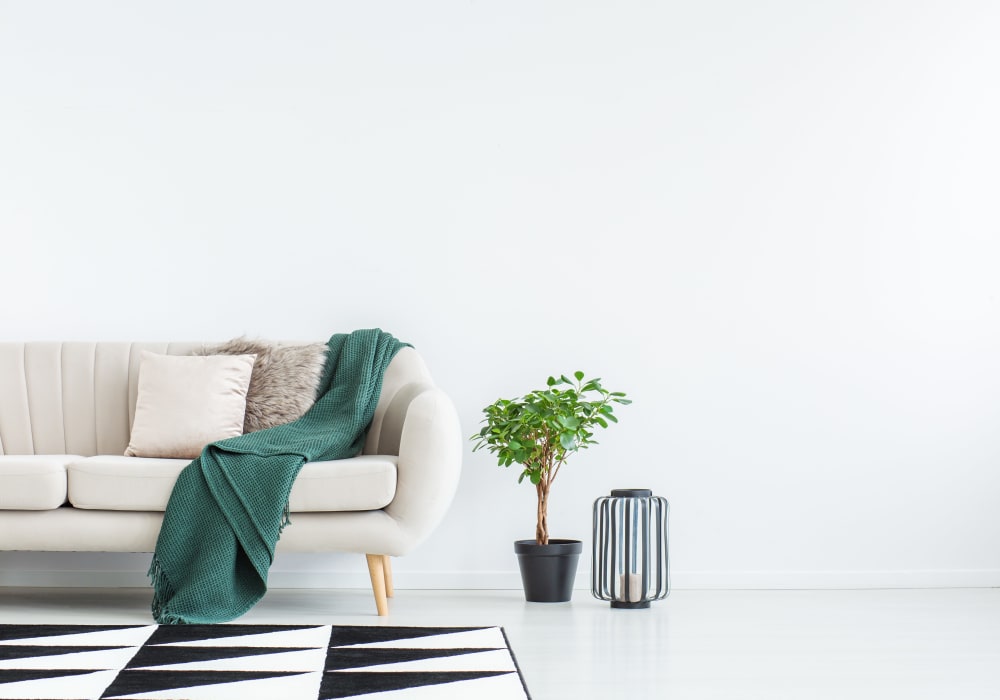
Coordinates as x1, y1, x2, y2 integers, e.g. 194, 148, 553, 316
382, 555, 394, 598
366, 554, 389, 616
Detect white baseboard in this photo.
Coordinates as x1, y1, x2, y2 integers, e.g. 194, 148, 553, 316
267, 568, 1000, 589
672, 569, 1000, 589
1, 567, 998, 589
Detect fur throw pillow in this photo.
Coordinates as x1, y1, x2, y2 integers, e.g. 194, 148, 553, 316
194, 337, 328, 433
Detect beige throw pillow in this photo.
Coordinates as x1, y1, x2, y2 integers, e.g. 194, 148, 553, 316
194, 337, 328, 433
125, 351, 257, 459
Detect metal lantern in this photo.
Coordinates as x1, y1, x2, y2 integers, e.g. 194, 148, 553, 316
592, 489, 670, 608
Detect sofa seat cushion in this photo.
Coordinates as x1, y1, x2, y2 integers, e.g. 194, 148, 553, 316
67, 454, 397, 512
0, 455, 77, 510
289, 455, 397, 512
68, 455, 189, 511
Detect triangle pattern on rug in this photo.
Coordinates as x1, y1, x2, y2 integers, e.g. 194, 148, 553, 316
0, 646, 139, 671
129, 644, 316, 668
0, 625, 153, 700
350, 648, 518, 674
146, 624, 331, 648
0, 668, 121, 700
328, 626, 484, 648
332, 627, 508, 650
130, 647, 329, 673
0, 644, 124, 661
324, 646, 498, 671
0, 625, 137, 644
321, 671, 531, 700
320, 670, 514, 699
102, 669, 313, 697
0, 624, 529, 700
0, 625, 155, 648
0, 667, 103, 683
100, 672, 326, 700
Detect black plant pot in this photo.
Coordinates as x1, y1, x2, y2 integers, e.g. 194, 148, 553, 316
514, 539, 583, 602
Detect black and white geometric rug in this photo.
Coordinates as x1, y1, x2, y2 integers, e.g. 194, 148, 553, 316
0, 624, 531, 699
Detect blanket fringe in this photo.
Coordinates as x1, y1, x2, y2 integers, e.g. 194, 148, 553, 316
279, 501, 292, 533
148, 555, 187, 625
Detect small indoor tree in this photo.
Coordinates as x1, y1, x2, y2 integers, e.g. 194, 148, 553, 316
471, 371, 630, 546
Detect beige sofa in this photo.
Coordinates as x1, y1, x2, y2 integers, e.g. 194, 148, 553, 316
0, 342, 463, 616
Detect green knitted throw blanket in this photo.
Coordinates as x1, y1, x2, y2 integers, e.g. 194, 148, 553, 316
149, 328, 407, 624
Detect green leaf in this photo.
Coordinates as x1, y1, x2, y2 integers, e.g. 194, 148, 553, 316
558, 415, 581, 430
559, 432, 577, 450
574, 370, 584, 381
529, 472, 542, 485
547, 376, 556, 386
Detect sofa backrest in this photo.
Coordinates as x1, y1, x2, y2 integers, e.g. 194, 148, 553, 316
0, 342, 432, 458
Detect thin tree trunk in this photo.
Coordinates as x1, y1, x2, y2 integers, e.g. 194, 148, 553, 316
536, 481, 549, 545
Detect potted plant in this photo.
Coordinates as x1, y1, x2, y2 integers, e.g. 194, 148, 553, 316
471, 371, 630, 602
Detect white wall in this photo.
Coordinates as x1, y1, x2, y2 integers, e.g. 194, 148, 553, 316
2, 1, 999, 590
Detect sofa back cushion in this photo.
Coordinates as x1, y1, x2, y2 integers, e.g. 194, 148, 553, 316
0, 342, 202, 457
0, 342, 433, 458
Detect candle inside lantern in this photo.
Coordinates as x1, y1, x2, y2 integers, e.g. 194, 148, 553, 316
617, 572, 643, 602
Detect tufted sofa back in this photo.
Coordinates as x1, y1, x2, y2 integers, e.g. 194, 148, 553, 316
0, 342, 432, 458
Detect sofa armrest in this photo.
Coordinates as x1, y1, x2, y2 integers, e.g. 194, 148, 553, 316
382, 386, 462, 551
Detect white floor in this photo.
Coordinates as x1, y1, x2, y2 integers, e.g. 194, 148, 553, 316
1, 587, 999, 699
